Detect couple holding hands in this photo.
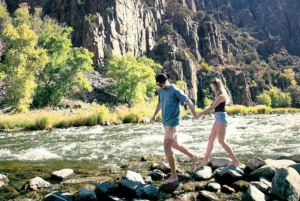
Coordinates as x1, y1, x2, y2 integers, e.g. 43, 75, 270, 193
150, 73, 240, 184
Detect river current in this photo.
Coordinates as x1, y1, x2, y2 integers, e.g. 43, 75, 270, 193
0, 113, 299, 168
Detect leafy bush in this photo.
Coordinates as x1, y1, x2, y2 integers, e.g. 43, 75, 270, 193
257, 92, 271, 107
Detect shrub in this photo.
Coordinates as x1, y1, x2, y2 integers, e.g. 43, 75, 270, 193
257, 92, 271, 107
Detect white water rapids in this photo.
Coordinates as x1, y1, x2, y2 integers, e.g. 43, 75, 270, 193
0, 113, 299, 166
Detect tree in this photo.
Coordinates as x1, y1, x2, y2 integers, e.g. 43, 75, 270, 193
32, 19, 94, 107
0, 23, 48, 112
0, 3, 9, 24
286, 85, 300, 108
0, 4, 94, 110
257, 92, 271, 107
107, 55, 162, 104
268, 87, 291, 108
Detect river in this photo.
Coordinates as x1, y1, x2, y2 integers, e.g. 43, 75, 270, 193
0, 113, 299, 169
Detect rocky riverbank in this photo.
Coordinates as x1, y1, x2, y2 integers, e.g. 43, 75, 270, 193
0, 154, 300, 201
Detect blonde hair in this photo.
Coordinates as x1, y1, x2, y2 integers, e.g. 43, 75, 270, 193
210, 78, 230, 103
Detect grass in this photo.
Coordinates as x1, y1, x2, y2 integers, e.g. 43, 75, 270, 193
0, 101, 299, 131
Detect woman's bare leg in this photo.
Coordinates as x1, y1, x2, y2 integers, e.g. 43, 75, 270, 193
200, 124, 218, 166
172, 141, 199, 169
217, 124, 240, 165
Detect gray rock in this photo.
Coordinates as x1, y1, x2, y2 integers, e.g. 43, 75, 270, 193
221, 185, 235, 194
94, 181, 118, 197
193, 166, 213, 181
150, 169, 166, 181
155, 162, 171, 174
0, 181, 4, 188
160, 181, 181, 193
288, 163, 300, 174
246, 156, 266, 171
210, 157, 231, 169
136, 184, 158, 199
51, 168, 74, 181
271, 167, 300, 201
75, 188, 97, 201
265, 159, 296, 170
278, 154, 300, 163
123, 170, 145, 184
248, 165, 276, 181
246, 185, 268, 201
143, 176, 152, 184
206, 180, 221, 192
214, 166, 245, 185
197, 190, 219, 201
22, 176, 51, 191
43, 191, 74, 201
251, 181, 271, 195
0, 174, 9, 182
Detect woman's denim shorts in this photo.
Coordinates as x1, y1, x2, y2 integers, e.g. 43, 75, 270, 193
214, 112, 228, 126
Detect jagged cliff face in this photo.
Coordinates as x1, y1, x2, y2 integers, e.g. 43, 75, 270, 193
181, 0, 300, 56
5, 0, 165, 63
4, 0, 298, 106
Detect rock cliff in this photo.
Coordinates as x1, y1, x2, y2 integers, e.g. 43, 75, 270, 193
3, 0, 300, 106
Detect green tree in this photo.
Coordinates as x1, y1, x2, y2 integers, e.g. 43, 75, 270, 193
32, 16, 94, 107
174, 80, 186, 90
197, 88, 212, 108
0, 23, 48, 112
286, 85, 300, 108
0, 4, 94, 110
268, 87, 291, 108
257, 92, 271, 107
107, 55, 162, 104
0, 3, 9, 24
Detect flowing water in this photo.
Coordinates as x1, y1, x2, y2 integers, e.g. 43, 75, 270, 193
0, 113, 299, 169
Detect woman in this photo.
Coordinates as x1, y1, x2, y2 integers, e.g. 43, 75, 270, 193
197, 78, 240, 166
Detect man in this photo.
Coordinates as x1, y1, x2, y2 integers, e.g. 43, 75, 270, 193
150, 73, 199, 184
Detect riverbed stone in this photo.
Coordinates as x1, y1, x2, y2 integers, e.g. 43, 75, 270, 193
193, 166, 213, 181
221, 185, 235, 194
246, 185, 268, 201
271, 167, 300, 201
265, 159, 296, 169
150, 169, 166, 181
94, 181, 118, 198
197, 190, 219, 201
246, 156, 266, 171
136, 184, 159, 199
177, 173, 191, 182
160, 181, 181, 193
143, 176, 152, 184
123, 170, 145, 184
75, 188, 97, 201
232, 180, 250, 192
22, 176, 51, 191
51, 168, 74, 181
214, 165, 245, 185
43, 191, 74, 201
0, 181, 4, 188
0, 174, 9, 182
251, 181, 271, 195
289, 163, 300, 174
209, 157, 231, 169
153, 162, 171, 174
205, 180, 221, 192
278, 154, 300, 163
259, 177, 272, 187
248, 165, 276, 181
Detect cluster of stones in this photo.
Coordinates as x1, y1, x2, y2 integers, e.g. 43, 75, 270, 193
0, 155, 299, 201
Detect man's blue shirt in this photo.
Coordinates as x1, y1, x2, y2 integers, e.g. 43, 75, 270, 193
158, 85, 188, 126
